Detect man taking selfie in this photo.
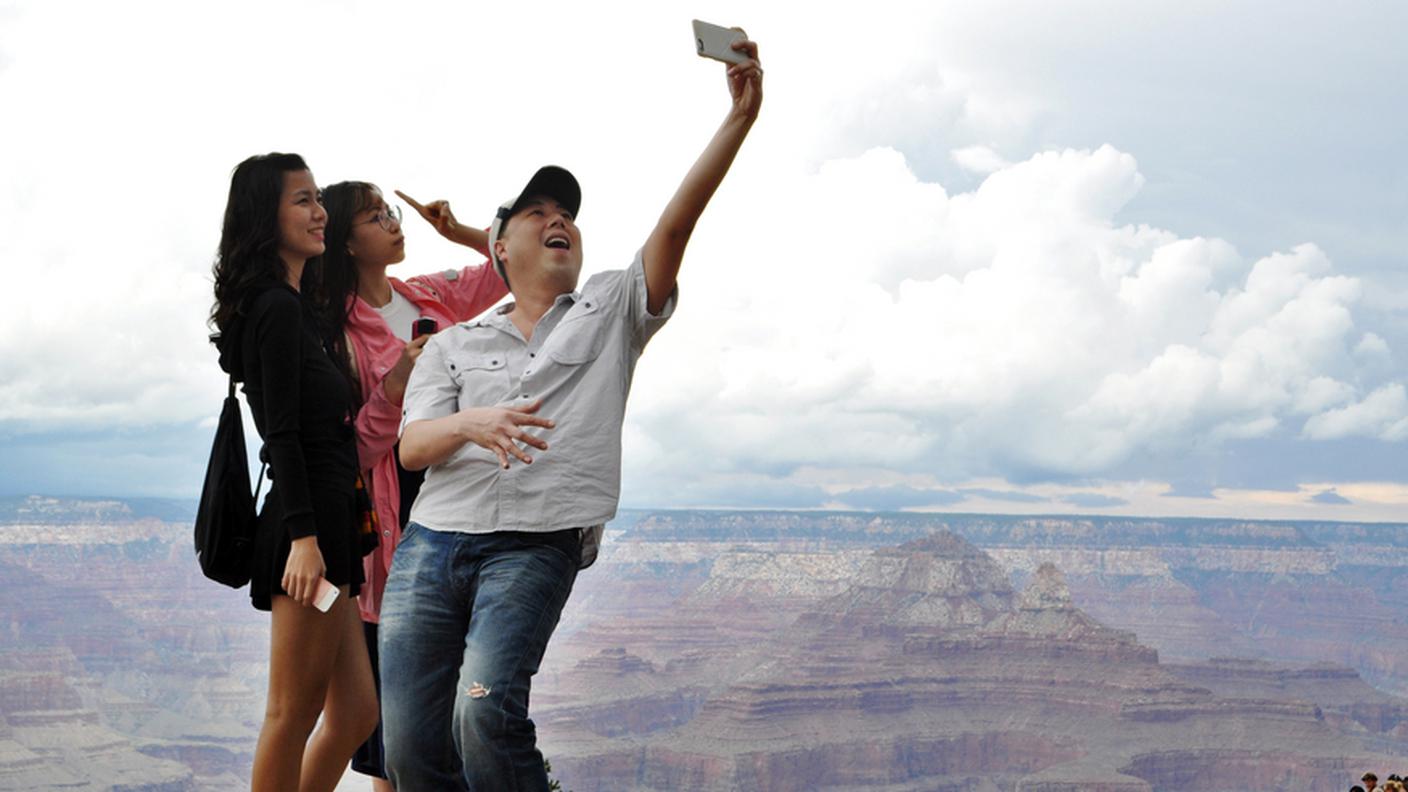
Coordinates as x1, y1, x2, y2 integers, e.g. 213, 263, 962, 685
378, 32, 763, 792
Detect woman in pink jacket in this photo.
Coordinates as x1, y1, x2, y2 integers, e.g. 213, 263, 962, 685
315, 181, 507, 788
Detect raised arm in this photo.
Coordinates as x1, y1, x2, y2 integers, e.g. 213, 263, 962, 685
397, 189, 491, 258
642, 34, 763, 315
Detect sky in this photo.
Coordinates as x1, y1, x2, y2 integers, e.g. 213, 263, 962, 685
0, 0, 1405, 521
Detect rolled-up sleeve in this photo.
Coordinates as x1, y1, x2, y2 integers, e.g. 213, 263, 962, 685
355, 377, 402, 471
624, 250, 676, 349
400, 335, 461, 433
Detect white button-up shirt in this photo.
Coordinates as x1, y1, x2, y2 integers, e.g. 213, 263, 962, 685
401, 252, 674, 564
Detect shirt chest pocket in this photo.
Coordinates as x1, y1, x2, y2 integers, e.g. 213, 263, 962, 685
447, 354, 511, 405
546, 300, 607, 366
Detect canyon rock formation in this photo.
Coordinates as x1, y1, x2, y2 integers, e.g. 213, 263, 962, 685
2, 498, 1404, 790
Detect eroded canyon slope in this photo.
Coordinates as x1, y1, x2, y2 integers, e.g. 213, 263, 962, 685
536, 520, 1408, 791
610, 511, 1408, 695
2, 498, 1405, 790
0, 497, 262, 791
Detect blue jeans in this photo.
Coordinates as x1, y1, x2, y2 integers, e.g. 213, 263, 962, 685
379, 522, 580, 792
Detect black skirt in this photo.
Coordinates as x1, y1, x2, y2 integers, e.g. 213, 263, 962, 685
250, 484, 365, 611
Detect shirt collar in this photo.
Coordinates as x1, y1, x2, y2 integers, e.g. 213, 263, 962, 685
474, 291, 581, 328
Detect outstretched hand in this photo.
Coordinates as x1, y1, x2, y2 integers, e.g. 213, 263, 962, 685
639, 32, 763, 315
456, 400, 555, 469
725, 34, 763, 121
396, 189, 460, 241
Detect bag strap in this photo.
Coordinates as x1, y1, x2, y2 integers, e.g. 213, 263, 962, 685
229, 374, 269, 501
253, 454, 268, 502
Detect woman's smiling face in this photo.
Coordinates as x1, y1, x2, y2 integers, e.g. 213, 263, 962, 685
275, 169, 327, 266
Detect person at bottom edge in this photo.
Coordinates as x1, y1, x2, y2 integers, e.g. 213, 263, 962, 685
211, 152, 377, 792
377, 34, 764, 792
314, 180, 507, 790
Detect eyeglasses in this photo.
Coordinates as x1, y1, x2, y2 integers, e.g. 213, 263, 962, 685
358, 204, 403, 232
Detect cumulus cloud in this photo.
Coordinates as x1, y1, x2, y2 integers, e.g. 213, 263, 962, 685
1292, 377, 1357, 415
0, 1, 1402, 511
625, 142, 1404, 503
950, 145, 1010, 175
810, 59, 1042, 177
1302, 384, 1408, 442
0, 266, 221, 429
1355, 332, 1390, 360
1353, 332, 1393, 378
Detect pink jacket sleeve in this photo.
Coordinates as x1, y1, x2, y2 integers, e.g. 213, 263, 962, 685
409, 260, 508, 322
350, 259, 506, 472
355, 375, 402, 472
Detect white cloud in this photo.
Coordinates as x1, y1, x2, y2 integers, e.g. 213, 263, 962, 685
1292, 377, 1356, 415
625, 141, 1403, 497
951, 145, 1010, 175
0, 0, 1403, 510
1353, 332, 1393, 377
1302, 384, 1408, 442
805, 58, 1043, 174
0, 0, 745, 430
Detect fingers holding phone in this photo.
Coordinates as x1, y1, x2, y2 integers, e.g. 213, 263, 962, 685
282, 536, 326, 608
693, 20, 762, 118
413, 317, 438, 339
725, 43, 763, 118
693, 20, 748, 64
312, 578, 340, 612
385, 334, 432, 404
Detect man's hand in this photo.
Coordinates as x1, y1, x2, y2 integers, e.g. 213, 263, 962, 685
641, 33, 764, 314
725, 34, 763, 122
455, 401, 555, 468
401, 401, 557, 471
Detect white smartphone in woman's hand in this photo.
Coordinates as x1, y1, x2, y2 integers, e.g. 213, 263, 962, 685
313, 578, 339, 612
693, 20, 748, 65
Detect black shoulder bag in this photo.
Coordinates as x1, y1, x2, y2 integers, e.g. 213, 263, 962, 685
193, 375, 267, 588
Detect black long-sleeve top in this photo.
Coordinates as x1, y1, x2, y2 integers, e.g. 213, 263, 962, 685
220, 283, 357, 540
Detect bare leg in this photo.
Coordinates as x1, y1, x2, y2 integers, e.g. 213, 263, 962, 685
250, 589, 364, 792
299, 592, 379, 792
371, 778, 395, 792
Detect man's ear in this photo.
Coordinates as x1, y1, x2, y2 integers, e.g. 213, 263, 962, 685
493, 239, 508, 267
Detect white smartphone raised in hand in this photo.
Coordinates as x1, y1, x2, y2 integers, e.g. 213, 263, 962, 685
692, 19, 748, 65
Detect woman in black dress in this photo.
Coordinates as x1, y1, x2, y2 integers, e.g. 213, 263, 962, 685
210, 152, 378, 792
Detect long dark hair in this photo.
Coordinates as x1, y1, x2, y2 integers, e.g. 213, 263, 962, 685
312, 180, 380, 405
209, 152, 316, 332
